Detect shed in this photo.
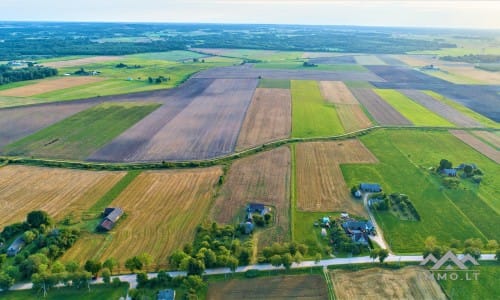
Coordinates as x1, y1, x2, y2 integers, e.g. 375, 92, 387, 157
158, 289, 175, 300
442, 169, 457, 177
99, 207, 124, 231
354, 190, 362, 198
359, 183, 382, 193
7, 236, 25, 257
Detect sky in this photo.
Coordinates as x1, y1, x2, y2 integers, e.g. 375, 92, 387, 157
0, 0, 499, 29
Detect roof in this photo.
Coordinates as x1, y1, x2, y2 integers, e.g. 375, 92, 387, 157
353, 233, 368, 244
7, 236, 25, 256
248, 203, 265, 211
342, 220, 374, 231
442, 169, 457, 176
105, 208, 123, 223
100, 219, 115, 231
158, 289, 175, 300
359, 183, 382, 191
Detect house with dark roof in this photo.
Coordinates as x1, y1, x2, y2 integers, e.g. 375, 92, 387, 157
98, 207, 123, 231
352, 232, 369, 245
247, 203, 265, 213
342, 220, 375, 234
158, 289, 175, 300
442, 168, 457, 177
7, 236, 25, 257
359, 183, 382, 193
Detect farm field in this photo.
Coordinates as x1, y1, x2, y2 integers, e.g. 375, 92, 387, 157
350, 88, 411, 125
257, 78, 290, 89
319, 81, 358, 104
291, 80, 344, 138
471, 130, 500, 149
336, 104, 373, 132
0, 283, 129, 300
128, 78, 257, 161
394, 55, 437, 67
450, 130, 500, 163
400, 89, 482, 127
236, 88, 291, 150
0, 101, 94, 148
64, 167, 222, 268
341, 130, 499, 252
191, 48, 303, 61
207, 274, 327, 300
374, 89, 454, 126
437, 65, 500, 85
127, 50, 208, 61
423, 91, 500, 128
211, 147, 291, 247
40, 55, 123, 68
354, 55, 387, 65
308, 55, 356, 64
295, 140, 377, 215
0, 165, 125, 229
330, 266, 446, 300
421, 69, 482, 85
0, 76, 106, 97
254, 62, 366, 71
3, 102, 160, 160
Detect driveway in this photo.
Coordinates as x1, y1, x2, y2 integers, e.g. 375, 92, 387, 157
363, 193, 392, 253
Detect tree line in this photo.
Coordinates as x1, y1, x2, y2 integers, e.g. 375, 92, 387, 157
0, 64, 58, 85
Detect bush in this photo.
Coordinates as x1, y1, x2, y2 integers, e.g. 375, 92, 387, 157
245, 269, 260, 278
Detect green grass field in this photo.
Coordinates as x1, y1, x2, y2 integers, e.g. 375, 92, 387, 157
423, 90, 500, 128
291, 80, 344, 138
1, 283, 129, 300
439, 262, 499, 300
341, 130, 499, 252
127, 50, 208, 61
374, 89, 455, 127
4, 102, 160, 160
258, 78, 290, 89
254, 62, 366, 71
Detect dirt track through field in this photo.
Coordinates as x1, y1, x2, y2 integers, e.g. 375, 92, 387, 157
350, 88, 412, 125
296, 140, 377, 215
0, 77, 106, 97
211, 147, 291, 246
207, 275, 327, 300
236, 88, 291, 150
319, 81, 359, 104
41, 56, 122, 68
331, 266, 446, 300
451, 130, 500, 163
0, 165, 125, 229
400, 89, 482, 127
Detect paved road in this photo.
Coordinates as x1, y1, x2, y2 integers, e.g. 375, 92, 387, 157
362, 192, 391, 252
8, 254, 496, 291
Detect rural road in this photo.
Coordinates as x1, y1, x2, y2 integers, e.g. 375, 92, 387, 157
7, 254, 496, 291
363, 193, 391, 252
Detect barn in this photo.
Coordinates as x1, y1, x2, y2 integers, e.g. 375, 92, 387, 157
98, 207, 124, 231
359, 183, 382, 193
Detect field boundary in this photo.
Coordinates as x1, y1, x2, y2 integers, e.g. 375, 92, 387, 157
0, 126, 497, 171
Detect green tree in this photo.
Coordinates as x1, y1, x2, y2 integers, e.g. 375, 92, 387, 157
0, 272, 14, 291
370, 249, 379, 262
282, 253, 293, 270
137, 253, 153, 270
486, 240, 498, 250
270, 255, 282, 268
23, 230, 36, 244
183, 275, 206, 291
170, 250, 189, 269
463, 165, 473, 176
238, 248, 251, 265
297, 244, 308, 256
65, 261, 80, 273
27, 210, 51, 229
136, 272, 148, 288
186, 258, 205, 276
438, 159, 452, 171
378, 249, 389, 263
84, 260, 102, 277
495, 249, 500, 262
51, 261, 65, 273
125, 257, 143, 273
314, 253, 322, 264
464, 247, 481, 259
227, 256, 239, 273
103, 258, 118, 275
101, 268, 111, 284
294, 252, 303, 265
264, 213, 272, 224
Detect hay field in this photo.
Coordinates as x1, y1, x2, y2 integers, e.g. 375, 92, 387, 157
212, 147, 290, 246
0, 165, 125, 229
236, 88, 291, 150
68, 167, 222, 267
319, 81, 358, 104
0, 77, 106, 97
395, 55, 436, 67
336, 104, 373, 132
451, 130, 500, 163
439, 65, 500, 84
472, 131, 500, 149
331, 267, 446, 300
41, 56, 122, 68
295, 140, 377, 215
207, 275, 327, 300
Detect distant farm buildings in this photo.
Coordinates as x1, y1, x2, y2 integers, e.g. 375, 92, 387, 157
359, 183, 382, 193
99, 207, 124, 231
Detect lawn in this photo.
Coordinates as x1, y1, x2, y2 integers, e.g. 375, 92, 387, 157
0, 283, 129, 300
423, 90, 500, 128
438, 262, 500, 300
341, 130, 498, 252
374, 89, 454, 127
3, 102, 160, 160
291, 80, 344, 138
254, 61, 366, 71
258, 78, 290, 89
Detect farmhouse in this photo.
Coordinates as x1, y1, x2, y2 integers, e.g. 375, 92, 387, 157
441, 168, 457, 177
342, 220, 375, 234
99, 207, 124, 231
7, 236, 26, 257
359, 183, 382, 193
247, 203, 265, 213
352, 232, 369, 245
158, 289, 175, 300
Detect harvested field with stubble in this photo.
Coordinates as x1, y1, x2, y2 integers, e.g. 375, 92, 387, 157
400, 89, 482, 127
0, 77, 106, 97
451, 130, 500, 163
331, 266, 446, 300
350, 88, 411, 125
0, 165, 125, 229
295, 140, 377, 215
129, 78, 257, 161
212, 147, 290, 246
319, 81, 358, 104
41, 56, 122, 68
472, 131, 500, 149
336, 104, 373, 132
439, 65, 500, 85
65, 167, 222, 267
207, 275, 327, 300
236, 88, 291, 150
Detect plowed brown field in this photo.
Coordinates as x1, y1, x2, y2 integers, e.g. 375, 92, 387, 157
319, 81, 358, 104
212, 147, 290, 246
295, 140, 377, 215
451, 130, 500, 163
207, 275, 327, 300
65, 167, 222, 267
0, 165, 125, 229
236, 88, 291, 150
0, 77, 106, 97
336, 104, 373, 132
331, 266, 446, 300
350, 88, 412, 125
